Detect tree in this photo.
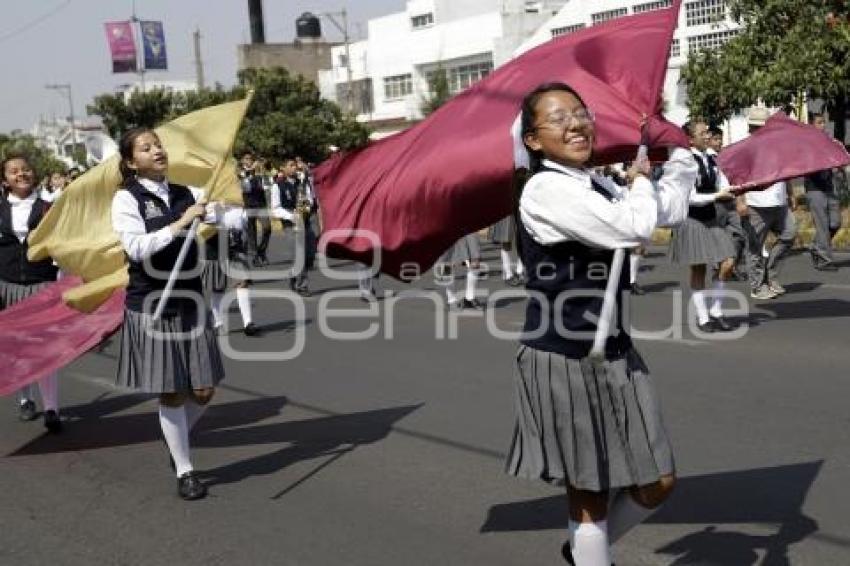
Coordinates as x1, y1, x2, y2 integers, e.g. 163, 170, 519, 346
0, 133, 67, 179
681, 0, 850, 141
421, 67, 452, 116
85, 68, 371, 163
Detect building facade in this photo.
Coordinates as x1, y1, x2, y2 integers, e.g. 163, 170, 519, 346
318, 0, 568, 137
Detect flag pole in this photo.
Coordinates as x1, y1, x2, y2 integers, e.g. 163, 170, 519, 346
589, 143, 648, 362
151, 217, 201, 322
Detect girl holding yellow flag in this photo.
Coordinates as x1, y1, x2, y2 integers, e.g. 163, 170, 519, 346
110, 127, 237, 501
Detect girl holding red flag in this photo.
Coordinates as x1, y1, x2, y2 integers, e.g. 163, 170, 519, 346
507, 83, 697, 565
111, 128, 231, 501
0, 154, 63, 433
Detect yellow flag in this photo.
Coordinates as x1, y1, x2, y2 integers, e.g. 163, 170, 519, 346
28, 94, 252, 312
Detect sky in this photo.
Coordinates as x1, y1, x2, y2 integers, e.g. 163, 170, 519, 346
0, 0, 406, 133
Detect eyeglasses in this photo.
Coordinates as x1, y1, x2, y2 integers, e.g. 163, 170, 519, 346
534, 108, 595, 131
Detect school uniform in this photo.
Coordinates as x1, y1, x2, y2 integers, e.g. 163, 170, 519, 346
707, 148, 746, 270
1, 190, 61, 429
240, 169, 271, 263
669, 149, 736, 265
111, 178, 224, 393
744, 181, 797, 294
804, 168, 841, 268
275, 175, 317, 293
506, 149, 696, 492
439, 233, 481, 264
487, 215, 514, 244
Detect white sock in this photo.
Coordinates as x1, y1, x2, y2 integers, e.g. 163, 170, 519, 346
692, 290, 710, 325
607, 489, 656, 544
500, 249, 512, 279
37, 373, 59, 413
515, 258, 525, 276
569, 520, 611, 566
709, 281, 725, 318
629, 254, 641, 285
236, 288, 252, 326
465, 269, 477, 301
159, 403, 193, 477
445, 286, 459, 305
210, 292, 224, 327
184, 398, 208, 431
18, 384, 36, 404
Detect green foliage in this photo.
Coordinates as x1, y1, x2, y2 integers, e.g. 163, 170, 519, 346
85, 68, 371, 164
682, 0, 850, 133
422, 67, 452, 116
0, 133, 67, 179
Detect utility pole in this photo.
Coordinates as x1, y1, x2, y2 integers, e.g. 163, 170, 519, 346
193, 28, 205, 89
323, 10, 353, 114
131, 0, 145, 92
45, 83, 77, 160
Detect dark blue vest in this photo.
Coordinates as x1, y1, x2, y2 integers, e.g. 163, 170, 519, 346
518, 170, 632, 359
688, 152, 718, 222
123, 181, 202, 314
0, 194, 57, 285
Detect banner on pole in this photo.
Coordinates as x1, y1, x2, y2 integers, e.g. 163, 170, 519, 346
140, 20, 168, 70
104, 21, 137, 73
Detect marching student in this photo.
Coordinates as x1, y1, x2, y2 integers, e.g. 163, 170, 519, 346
506, 82, 697, 566
669, 120, 737, 332
707, 126, 747, 279
0, 154, 62, 433
111, 127, 228, 501
274, 157, 317, 297
239, 150, 271, 266
804, 113, 841, 271
436, 232, 484, 310
40, 169, 67, 204
487, 215, 524, 286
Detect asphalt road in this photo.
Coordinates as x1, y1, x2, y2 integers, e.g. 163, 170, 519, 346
2, 237, 850, 566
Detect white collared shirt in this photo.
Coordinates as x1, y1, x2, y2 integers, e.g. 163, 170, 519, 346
6, 190, 39, 243
688, 148, 722, 206
745, 181, 788, 207
519, 147, 697, 249
111, 178, 245, 262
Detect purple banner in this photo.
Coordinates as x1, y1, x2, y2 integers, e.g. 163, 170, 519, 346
140, 20, 168, 70
104, 21, 137, 73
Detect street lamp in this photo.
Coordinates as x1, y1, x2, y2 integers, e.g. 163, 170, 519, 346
322, 10, 354, 114
45, 83, 77, 162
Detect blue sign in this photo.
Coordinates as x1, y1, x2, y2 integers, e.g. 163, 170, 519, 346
140, 20, 167, 70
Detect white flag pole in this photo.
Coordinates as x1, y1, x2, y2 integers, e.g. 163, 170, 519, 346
589, 144, 648, 362
151, 217, 200, 322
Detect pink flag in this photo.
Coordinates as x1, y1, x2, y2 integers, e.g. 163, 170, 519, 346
0, 278, 124, 397
315, 1, 686, 279
104, 21, 138, 73
718, 112, 850, 187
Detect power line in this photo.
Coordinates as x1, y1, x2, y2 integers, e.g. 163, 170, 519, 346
0, 0, 72, 45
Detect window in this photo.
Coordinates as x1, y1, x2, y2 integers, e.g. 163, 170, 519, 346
448, 61, 493, 93
633, 0, 673, 14
688, 29, 738, 52
671, 38, 680, 57
383, 74, 413, 99
591, 7, 628, 25
411, 13, 434, 29
551, 23, 586, 37
685, 0, 726, 27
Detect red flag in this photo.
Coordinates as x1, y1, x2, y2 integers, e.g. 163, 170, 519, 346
718, 112, 850, 187
0, 278, 124, 397
315, 1, 686, 279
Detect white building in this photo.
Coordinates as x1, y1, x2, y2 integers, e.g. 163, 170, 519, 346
517, 0, 753, 141
30, 117, 106, 168
113, 79, 199, 102
318, 0, 568, 138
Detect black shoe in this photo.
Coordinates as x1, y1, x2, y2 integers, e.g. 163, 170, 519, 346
252, 257, 263, 267
710, 315, 736, 331
288, 278, 297, 291
258, 253, 269, 266
19, 399, 37, 422
43, 410, 63, 434
697, 320, 716, 333
561, 541, 575, 565
243, 322, 259, 337
505, 274, 524, 287
296, 287, 312, 298
815, 261, 838, 272
631, 283, 646, 296
460, 298, 484, 310
177, 472, 207, 500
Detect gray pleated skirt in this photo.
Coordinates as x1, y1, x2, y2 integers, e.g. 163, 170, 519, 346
488, 216, 514, 244
505, 345, 675, 492
669, 217, 736, 265
116, 307, 225, 394
201, 258, 228, 293
0, 280, 50, 310
439, 234, 482, 264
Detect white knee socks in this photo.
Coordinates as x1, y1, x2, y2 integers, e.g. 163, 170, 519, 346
692, 290, 710, 325
159, 403, 193, 477
500, 249, 512, 279
709, 281, 725, 319
37, 373, 59, 413
515, 258, 525, 276
210, 292, 224, 328
236, 288, 252, 326
465, 269, 478, 301
629, 254, 641, 285
569, 520, 611, 566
